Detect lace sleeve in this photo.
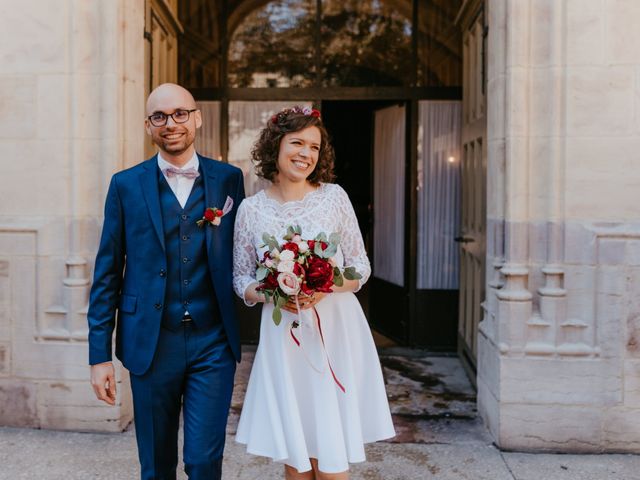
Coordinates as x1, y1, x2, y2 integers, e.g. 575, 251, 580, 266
334, 185, 371, 291
233, 200, 259, 306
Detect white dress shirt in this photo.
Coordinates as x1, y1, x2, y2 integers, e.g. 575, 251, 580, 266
157, 152, 200, 208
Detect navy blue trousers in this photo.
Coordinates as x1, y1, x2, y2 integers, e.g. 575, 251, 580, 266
130, 321, 235, 480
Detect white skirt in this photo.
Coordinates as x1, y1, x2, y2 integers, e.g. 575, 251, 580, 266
235, 292, 396, 474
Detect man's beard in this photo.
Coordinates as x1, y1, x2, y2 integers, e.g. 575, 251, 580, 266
155, 131, 194, 155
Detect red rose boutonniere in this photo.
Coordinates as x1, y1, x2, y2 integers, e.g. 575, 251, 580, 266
196, 196, 234, 227
197, 207, 223, 227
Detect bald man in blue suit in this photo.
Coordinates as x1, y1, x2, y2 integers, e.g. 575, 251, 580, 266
88, 83, 244, 479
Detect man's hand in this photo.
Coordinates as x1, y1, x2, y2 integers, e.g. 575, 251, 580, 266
91, 362, 117, 406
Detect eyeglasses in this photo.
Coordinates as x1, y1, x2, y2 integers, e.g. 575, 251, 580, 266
147, 109, 197, 127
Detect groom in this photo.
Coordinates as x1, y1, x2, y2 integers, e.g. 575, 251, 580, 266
88, 83, 244, 479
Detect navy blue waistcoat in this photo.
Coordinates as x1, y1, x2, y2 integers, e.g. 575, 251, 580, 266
158, 172, 220, 330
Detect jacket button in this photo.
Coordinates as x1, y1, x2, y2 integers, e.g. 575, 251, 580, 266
183, 300, 190, 306
182, 235, 189, 241
159, 269, 166, 277
182, 257, 189, 263
183, 279, 189, 285
181, 214, 187, 220
154, 303, 162, 310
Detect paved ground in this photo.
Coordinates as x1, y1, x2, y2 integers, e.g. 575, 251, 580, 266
1, 349, 639, 479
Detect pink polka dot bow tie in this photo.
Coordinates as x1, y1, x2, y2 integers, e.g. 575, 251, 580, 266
164, 166, 200, 179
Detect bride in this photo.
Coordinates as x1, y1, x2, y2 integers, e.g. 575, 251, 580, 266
232, 106, 395, 479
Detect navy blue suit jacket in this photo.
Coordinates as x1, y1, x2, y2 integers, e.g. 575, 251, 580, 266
87, 154, 245, 375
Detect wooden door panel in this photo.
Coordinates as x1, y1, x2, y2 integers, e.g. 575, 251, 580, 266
458, 7, 487, 369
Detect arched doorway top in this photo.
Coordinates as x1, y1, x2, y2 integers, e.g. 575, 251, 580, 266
178, 0, 462, 90
226, 0, 461, 89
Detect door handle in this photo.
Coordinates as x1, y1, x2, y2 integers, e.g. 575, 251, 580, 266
454, 236, 475, 243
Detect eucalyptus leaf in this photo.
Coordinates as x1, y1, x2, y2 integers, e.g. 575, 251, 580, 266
263, 290, 272, 305
322, 243, 338, 258
333, 267, 344, 287
329, 232, 341, 245
272, 306, 282, 326
284, 225, 295, 241
294, 224, 302, 234
276, 295, 288, 307
315, 232, 327, 242
262, 233, 280, 252
314, 242, 324, 257
343, 266, 362, 280
256, 267, 269, 281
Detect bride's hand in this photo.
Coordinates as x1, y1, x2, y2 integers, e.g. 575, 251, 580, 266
282, 292, 327, 312
245, 283, 270, 305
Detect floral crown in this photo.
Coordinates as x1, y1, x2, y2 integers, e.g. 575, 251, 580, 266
270, 106, 321, 124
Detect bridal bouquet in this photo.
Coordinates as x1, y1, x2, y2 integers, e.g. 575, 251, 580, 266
256, 225, 361, 325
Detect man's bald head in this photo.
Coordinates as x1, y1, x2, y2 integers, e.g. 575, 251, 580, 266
144, 83, 202, 164
146, 83, 197, 115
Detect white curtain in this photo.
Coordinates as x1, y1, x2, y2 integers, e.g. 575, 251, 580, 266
195, 101, 221, 159
228, 101, 312, 197
373, 105, 406, 287
417, 101, 462, 289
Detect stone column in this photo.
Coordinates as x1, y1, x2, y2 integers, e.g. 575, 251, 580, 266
0, 0, 145, 431
480, 0, 640, 452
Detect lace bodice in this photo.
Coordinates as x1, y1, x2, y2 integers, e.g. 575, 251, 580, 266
233, 183, 371, 304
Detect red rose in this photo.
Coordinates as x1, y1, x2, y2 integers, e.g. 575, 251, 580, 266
307, 240, 327, 251
305, 256, 334, 293
293, 262, 303, 276
260, 272, 278, 290
300, 282, 314, 296
215, 209, 223, 217
204, 209, 216, 222
283, 242, 299, 256
311, 109, 321, 118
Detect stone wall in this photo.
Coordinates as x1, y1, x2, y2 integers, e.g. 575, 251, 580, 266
479, 0, 640, 452
0, 0, 145, 431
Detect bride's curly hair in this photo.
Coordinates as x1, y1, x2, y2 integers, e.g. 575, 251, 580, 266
251, 106, 336, 185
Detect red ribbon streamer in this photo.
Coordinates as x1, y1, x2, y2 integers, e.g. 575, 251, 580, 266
289, 307, 346, 393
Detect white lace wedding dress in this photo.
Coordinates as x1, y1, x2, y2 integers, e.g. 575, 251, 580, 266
232, 183, 395, 474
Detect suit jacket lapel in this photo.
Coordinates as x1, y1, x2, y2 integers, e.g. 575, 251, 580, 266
139, 156, 166, 252
199, 155, 222, 263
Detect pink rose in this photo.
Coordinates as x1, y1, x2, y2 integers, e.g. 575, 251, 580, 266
277, 271, 300, 296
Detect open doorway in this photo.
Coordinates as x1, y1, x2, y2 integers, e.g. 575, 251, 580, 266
323, 100, 462, 351
321, 100, 397, 322
182, 0, 465, 351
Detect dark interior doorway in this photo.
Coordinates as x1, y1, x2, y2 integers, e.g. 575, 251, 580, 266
322, 100, 459, 352
321, 100, 397, 322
